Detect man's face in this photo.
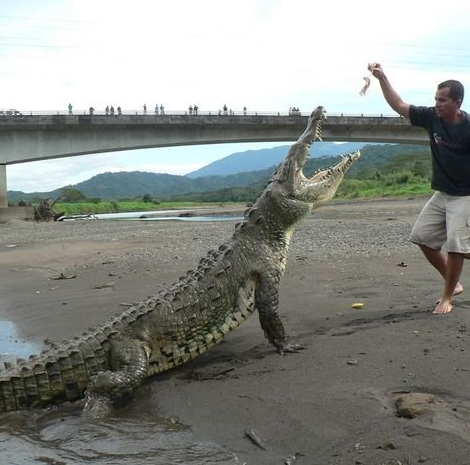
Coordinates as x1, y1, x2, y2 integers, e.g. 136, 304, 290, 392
434, 87, 461, 121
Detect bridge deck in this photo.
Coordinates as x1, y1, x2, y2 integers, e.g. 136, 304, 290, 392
0, 113, 427, 166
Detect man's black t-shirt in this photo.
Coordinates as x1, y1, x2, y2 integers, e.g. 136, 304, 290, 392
409, 105, 470, 195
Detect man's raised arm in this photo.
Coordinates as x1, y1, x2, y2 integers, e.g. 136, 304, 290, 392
369, 62, 411, 119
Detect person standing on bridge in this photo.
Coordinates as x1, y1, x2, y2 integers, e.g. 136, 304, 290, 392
370, 62, 470, 315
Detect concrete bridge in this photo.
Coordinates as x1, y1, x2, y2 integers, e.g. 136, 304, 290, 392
0, 112, 428, 216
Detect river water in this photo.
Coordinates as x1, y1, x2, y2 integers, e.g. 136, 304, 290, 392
59, 209, 243, 222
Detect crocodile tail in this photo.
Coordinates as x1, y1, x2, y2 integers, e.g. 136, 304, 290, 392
0, 361, 43, 412
0, 371, 17, 412
0, 330, 109, 412
0, 355, 78, 412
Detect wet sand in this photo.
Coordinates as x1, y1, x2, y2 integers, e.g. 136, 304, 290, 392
2, 198, 470, 464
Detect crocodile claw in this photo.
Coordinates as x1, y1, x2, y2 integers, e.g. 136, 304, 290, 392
276, 341, 306, 355
82, 391, 112, 419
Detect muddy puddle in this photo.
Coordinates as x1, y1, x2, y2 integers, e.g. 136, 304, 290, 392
0, 407, 238, 465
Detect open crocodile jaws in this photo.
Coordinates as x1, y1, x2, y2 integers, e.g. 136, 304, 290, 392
0, 106, 360, 416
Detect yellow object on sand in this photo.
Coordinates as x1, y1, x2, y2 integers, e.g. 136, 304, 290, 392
351, 303, 364, 309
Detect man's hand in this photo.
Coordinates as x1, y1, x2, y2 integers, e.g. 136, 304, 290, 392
368, 62, 385, 80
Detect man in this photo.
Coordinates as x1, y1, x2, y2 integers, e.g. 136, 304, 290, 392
370, 63, 470, 314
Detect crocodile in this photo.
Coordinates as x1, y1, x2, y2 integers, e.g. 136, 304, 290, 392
0, 106, 360, 416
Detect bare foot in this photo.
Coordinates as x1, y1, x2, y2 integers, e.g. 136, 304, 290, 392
435, 283, 464, 304
454, 282, 464, 296
432, 299, 454, 315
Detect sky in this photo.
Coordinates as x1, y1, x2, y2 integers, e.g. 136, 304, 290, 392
3, 0, 470, 192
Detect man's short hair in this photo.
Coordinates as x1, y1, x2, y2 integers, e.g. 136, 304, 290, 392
438, 80, 465, 102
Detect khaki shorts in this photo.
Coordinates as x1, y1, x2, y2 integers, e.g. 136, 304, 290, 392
410, 192, 470, 254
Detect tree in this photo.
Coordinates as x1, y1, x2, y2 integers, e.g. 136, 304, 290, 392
61, 187, 86, 202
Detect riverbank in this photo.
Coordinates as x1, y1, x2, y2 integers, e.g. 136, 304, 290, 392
2, 197, 470, 464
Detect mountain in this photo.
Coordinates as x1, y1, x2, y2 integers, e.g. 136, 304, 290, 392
185, 142, 370, 178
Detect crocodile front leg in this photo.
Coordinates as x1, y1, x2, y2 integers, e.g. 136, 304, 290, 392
83, 337, 149, 418
255, 275, 305, 355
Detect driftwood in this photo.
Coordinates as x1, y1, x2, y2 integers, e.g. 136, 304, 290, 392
34, 197, 63, 222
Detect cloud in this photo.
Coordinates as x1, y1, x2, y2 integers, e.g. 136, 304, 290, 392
3, 0, 470, 192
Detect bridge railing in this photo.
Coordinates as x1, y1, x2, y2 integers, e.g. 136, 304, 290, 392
1, 109, 399, 118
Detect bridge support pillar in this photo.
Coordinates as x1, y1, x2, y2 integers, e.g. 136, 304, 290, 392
0, 165, 34, 221
0, 164, 7, 207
